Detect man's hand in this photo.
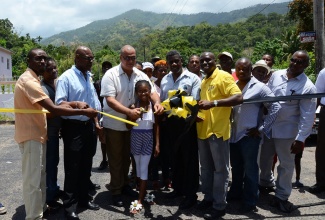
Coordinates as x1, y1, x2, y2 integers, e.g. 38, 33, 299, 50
77, 101, 89, 109
154, 102, 164, 115
198, 100, 214, 110
154, 145, 160, 157
127, 108, 141, 121
291, 140, 304, 154
82, 108, 98, 118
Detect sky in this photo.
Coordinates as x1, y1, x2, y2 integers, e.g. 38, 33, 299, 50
1, 0, 289, 39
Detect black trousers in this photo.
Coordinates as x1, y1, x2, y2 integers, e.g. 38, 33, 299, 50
161, 116, 199, 197
316, 107, 325, 187
61, 119, 96, 212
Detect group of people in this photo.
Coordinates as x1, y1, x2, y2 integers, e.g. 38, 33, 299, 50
9, 44, 325, 220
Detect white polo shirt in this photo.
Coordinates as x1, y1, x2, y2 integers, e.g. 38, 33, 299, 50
101, 64, 155, 131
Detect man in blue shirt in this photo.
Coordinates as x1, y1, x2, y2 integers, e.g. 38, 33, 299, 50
55, 46, 101, 219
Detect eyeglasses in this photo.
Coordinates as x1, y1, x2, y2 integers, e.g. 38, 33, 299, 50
33, 56, 47, 62
122, 56, 136, 61
77, 54, 94, 62
290, 58, 305, 65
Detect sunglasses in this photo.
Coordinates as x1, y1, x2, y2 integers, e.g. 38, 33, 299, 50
77, 54, 94, 62
33, 56, 47, 62
290, 58, 305, 65
122, 56, 136, 61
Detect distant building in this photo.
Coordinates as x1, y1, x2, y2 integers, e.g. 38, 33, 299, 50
0, 46, 13, 81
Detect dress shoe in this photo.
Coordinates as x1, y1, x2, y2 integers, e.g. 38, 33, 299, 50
197, 199, 213, 210
122, 185, 139, 197
239, 204, 258, 213
179, 195, 197, 210
98, 160, 108, 170
89, 183, 101, 190
47, 201, 62, 211
204, 208, 226, 220
112, 194, 124, 207
308, 184, 325, 194
65, 211, 79, 220
79, 201, 100, 210
165, 190, 182, 199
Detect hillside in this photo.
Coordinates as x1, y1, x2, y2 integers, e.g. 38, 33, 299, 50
41, 2, 290, 47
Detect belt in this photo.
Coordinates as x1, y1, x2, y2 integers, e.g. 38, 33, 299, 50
64, 119, 92, 126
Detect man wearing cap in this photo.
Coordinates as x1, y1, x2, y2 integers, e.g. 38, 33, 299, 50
197, 52, 243, 219
259, 50, 316, 212
252, 60, 271, 83
218, 51, 237, 81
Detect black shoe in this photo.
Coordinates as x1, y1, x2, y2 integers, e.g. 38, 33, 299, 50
122, 185, 139, 197
270, 196, 297, 213
308, 184, 325, 194
47, 201, 62, 211
258, 184, 275, 193
112, 194, 124, 207
204, 209, 226, 220
166, 190, 182, 199
89, 183, 101, 190
197, 199, 213, 211
239, 204, 258, 214
79, 201, 100, 210
98, 160, 108, 170
179, 195, 197, 210
65, 211, 79, 220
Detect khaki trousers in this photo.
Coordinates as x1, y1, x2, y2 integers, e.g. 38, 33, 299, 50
105, 128, 130, 195
19, 140, 46, 220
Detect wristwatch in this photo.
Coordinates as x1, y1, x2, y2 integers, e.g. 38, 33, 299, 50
213, 100, 218, 107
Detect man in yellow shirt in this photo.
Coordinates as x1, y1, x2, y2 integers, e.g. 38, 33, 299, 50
196, 52, 243, 219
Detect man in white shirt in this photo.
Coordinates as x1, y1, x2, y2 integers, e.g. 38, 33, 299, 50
259, 50, 316, 212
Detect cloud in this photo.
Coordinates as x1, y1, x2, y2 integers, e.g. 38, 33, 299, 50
1, 0, 289, 38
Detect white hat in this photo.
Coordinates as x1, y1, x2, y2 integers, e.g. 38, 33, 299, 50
252, 60, 271, 75
142, 62, 154, 70
217, 51, 233, 60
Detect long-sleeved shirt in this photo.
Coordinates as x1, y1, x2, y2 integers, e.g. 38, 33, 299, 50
315, 68, 325, 105
230, 77, 281, 143
267, 69, 316, 141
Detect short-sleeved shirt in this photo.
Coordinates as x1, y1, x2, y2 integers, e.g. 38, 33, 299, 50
14, 68, 49, 144
41, 80, 62, 137
100, 64, 155, 131
197, 68, 242, 141
160, 69, 201, 101
55, 65, 101, 121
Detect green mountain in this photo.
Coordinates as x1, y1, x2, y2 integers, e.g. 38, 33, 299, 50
41, 2, 289, 47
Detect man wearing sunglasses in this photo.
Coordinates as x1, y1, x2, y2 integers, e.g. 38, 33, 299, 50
100, 45, 164, 207
259, 50, 316, 213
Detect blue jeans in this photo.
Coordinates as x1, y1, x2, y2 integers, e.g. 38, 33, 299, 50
46, 135, 60, 203
229, 136, 261, 206
198, 135, 229, 210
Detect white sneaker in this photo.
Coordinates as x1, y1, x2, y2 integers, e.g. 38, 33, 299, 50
0, 202, 7, 215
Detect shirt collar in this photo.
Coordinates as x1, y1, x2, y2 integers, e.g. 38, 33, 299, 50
281, 69, 305, 81
72, 65, 91, 78
118, 64, 141, 77
27, 67, 40, 81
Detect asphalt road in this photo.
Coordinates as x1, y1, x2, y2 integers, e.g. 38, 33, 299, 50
1, 124, 325, 219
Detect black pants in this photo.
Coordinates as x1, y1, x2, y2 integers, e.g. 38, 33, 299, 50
61, 119, 96, 213
161, 116, 199, 197
316, 107, 325, 187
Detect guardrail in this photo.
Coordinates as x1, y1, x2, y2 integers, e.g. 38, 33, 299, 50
0, 81, 16, 94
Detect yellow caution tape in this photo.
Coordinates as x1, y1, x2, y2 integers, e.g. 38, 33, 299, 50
98, 111, 138, 126
0, 108, 49, 114
0, 108, 138, 126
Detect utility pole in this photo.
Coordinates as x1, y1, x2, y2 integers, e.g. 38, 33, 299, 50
314, 0, 325, 74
